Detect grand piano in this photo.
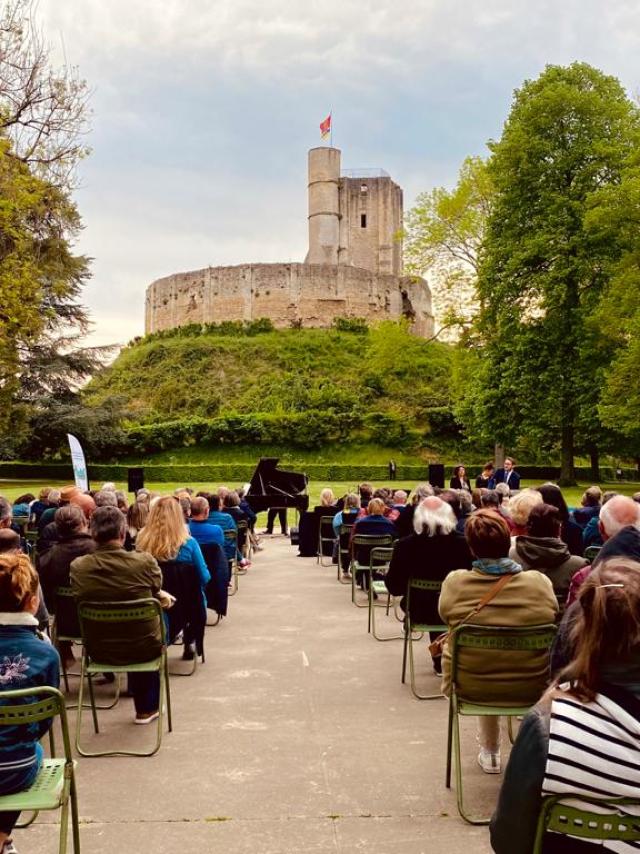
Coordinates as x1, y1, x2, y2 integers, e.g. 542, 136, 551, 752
245, 458, 310, 515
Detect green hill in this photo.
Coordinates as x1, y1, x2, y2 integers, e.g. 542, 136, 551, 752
86, 320, 470, 457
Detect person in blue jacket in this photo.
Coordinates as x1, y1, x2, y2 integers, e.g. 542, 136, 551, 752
0, 551, 60, 854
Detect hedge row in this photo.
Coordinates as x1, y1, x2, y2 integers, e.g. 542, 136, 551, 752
0, 461, 638, 485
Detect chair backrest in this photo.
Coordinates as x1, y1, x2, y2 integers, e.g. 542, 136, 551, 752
198, 541, 230, 616
0, 686, 71, 761
78, 598, 165, 666
224, 529, 237, 543
159, 560, 206, 651
405, 578, 444, 629
352, 533, 394, 567
584, 545, 602, 562
54, 585, 81, 639
450, 622, 557, 706
370, 546, 394, 571
534, 796, 640, 853
319, 515, 336, 539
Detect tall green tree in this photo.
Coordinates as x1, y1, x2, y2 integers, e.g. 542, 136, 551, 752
466, 62, 640, 484
404, 156, 492, 339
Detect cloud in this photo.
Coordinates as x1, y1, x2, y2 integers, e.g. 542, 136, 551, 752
34, 0, 640, 347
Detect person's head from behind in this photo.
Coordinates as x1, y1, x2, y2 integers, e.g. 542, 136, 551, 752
536, 483, 569, 522
392, 490, 407, 506
367, 498, 386, 517
508, 488, 543, 529
0, 529, 21, 554
562, 559, 640, 700
135, 496, 187, 560
94, 490, 118, 509
633, 492, 640, 505
344, 493, 360, 512
0, 497, 12, 529
0, 552, 39, 614
115, 491, 129, 512
127, 500, 149, 532
599, 495, 640, 542
482, 462, 495, 476
602, 491, 618, 505
440, 489, 462, 519
581, 485, 602, 508
54, 504, 87, 540
458, 490, 473, 517
190, 496, 210, 520
465, 509, 511, 559
413, 496, 457, 537
412, 483, 434, 505
178, 496, 191, 521
47, 489, 61, 507
319, 488, 334, 507
495, 483, 511, 503
14, 493, 35, 506
481, 491, 501, 509
207, 493, 221, 513
90, 506, 126, 546
223, 491, 240, 509
359, 483, 373, 502
527, 504, 562, 539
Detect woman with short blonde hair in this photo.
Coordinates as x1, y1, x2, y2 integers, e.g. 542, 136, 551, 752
507, 488, 543, 536
320, 488, 335, 507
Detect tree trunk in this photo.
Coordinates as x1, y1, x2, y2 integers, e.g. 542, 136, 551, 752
494, 443, 505, 469
559, 421, 577, 486
589, 446, 600, 483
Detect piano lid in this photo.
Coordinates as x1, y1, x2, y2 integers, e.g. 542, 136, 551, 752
247, 458, 308, 498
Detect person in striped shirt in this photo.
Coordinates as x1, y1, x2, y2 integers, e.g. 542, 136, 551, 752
490, 557, 640, 853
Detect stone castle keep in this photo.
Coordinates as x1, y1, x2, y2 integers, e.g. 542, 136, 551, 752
145, 147, 434, 336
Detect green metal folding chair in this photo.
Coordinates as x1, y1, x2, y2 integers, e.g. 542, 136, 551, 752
350, 534, 394, 608
366, 546, 403, 641
75, 598, 172, 757
317, 515, 336, 567
237, 519, 251, 560
534, 796, 640, 852
337, 523, 354, 583
401, 578, 443, 699
0, 686, 80, 853
225, 529, 240, 592
584, 545, 602, 562
445, 622, 557, 825
52, 587, 120, 709
24, 529, 38, 565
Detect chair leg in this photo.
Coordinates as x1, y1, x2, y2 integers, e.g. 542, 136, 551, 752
445, 696, 454, 789
452, 703, 491, 825
70, 772, 81, 854
58, 789, 70, 854
164, 653, 173, 733
367, 582, 373, 633
507, 715, 517, 744
401, 626, 409, 684
86, 674, 99, 733
408, 636, 444, 700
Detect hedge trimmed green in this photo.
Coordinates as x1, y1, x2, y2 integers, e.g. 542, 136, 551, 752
0, 461, 637, 484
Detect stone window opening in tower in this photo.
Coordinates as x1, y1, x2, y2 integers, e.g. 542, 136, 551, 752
360, 213, 367, 228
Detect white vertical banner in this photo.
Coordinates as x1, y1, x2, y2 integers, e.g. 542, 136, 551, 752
67, 433, 89, 492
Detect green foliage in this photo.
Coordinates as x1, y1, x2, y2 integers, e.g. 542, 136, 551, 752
464, 62, 640, 483
85, 323, 460, 456
332, 317, 368, 334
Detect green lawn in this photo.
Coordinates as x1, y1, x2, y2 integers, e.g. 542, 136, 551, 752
2, 477, 639, 512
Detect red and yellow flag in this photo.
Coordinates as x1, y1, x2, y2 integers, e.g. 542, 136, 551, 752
320, 113, 331, 140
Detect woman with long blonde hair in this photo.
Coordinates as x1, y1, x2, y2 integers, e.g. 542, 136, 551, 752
136, 497, 210, 658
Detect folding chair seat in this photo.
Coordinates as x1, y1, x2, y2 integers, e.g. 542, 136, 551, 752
75, 598, 172, 757
534, 796, 640, 852
445, 622, 557, 824
0, 686, 80, 853
401, 578, 444, 699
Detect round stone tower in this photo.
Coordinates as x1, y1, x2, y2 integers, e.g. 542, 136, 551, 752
306, 146, 341, 265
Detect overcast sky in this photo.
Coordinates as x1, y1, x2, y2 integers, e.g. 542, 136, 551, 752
38, 0, 640, 346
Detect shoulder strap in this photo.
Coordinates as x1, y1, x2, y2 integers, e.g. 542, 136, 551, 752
461, 572, 516, 624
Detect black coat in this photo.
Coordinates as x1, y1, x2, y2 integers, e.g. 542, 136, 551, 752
385, 531, 473, 623
449, 477, 471, 491
38, 533, 96, 612
493, 468, 521, 490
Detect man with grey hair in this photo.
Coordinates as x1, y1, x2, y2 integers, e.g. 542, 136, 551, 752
593, 495, 640, 565
385, 496, 473, 673
94, 490, 118, 508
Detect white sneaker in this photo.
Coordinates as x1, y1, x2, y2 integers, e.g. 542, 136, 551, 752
477, 748, 501, 774
2, 840, 19, 854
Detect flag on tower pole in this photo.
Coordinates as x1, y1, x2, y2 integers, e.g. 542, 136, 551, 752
320, 113, 332, 142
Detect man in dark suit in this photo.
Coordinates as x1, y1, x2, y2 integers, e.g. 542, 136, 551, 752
493, 457, 521, 490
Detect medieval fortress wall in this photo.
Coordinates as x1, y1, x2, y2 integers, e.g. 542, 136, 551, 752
145, 147, 434, 337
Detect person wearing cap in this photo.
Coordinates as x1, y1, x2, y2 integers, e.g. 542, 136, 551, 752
60, 485, 96, 520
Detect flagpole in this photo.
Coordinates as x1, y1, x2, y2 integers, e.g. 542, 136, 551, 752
330, 110, 333, 147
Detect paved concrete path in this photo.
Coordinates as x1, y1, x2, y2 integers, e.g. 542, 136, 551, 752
19, 536, 500, 853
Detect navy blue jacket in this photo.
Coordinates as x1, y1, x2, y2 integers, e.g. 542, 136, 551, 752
493, 468, 521, 490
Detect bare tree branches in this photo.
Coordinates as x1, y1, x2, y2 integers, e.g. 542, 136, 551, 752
0, 0, 91, 187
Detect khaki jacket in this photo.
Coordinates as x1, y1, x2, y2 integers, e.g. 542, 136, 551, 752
438, 569, 558, 705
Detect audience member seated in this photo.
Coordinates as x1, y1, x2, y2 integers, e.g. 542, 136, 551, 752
37, 489, 61, 533
10, 494, 34, 521
136, 496, 210, 653
566, 495, 640, 608
492, 457, 521, 491
391, 490, 408, 510
494, 482, 511, 510
439, 509, 558, 774
572, 485, 602, 529
59, 485, 96, 520
0, 520, 49, 634
385, 497, 472, 673
395, 483, 434, 539
71, 506, 173, 724
359, 482, 373, 509
126, 499, 149, 546
332, 493, 361, 579
491, 558, 640, 854
440, 489, 468, 535
29, 487, 52, 526
509, 504, 587, 613
475, 462, 495, 489
350, 498, 397, 586
506, 488, 543, 537
582, 490, 617, 550
471, 487, 486, 510
204, 493, 238, 564
537, 482, 584, 557
188, 497, 225, 549
223, 492, 250, 560
0, 552, 60, 854
450, 465, 471, 492
38, 506, 96, 661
